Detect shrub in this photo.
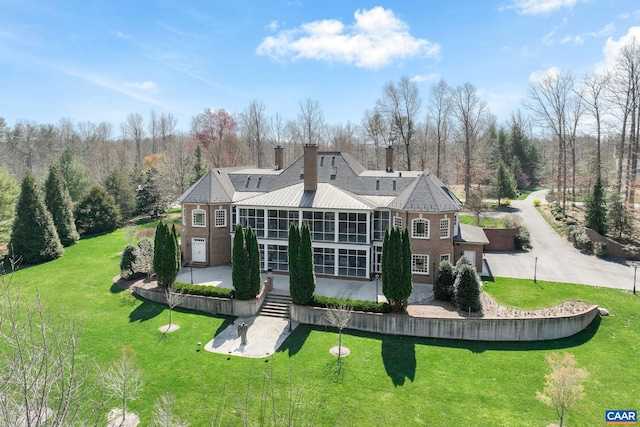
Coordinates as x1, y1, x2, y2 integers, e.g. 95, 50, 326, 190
173, 282, 234, 298
573, 232, 593, 252
566, 219, 577, 226
566, 225, 577, 241
434, 260, 455, 301
132, 237, 154, 277
515, 227, 531, 249
120, 244, 136, 278
501, 198, 512, 207
312, 295, 391, 313
454, 263, 482, 313
622, 245, 639, 260
594, 242, 608, 258
533, 198, 541, 207
74, 185, 120, 236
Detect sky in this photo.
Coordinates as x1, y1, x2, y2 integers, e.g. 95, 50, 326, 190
1, 0, 639, 133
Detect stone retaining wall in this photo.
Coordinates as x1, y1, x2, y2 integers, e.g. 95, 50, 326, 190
291, 304, 599, 341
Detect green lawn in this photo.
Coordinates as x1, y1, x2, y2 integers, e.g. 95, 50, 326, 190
460, 215, 505, 228
3, 228, 639, 426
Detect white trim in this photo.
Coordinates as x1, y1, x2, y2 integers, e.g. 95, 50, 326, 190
192, 209, 206, 228
412, 254, 430, 275
440, 254, 451, 263
440, 218, 450, 239
393, 215, 402, 228
214, 208, 227, 228
411, 218, 430, 239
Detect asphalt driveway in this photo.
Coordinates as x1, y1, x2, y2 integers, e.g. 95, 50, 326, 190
483, 190, 638, 291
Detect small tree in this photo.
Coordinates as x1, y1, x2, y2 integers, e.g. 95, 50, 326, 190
493, 161, 518, 206
120, 244, 137, 278
45, 163, 79, 247
9, 171, 63, 265
434, 260, 455, 301
536, 353, 588, 427
607, 190, 633, 240
454, 260, 482, 313
0, 167, 20, 247
325, 304, 353, 360
163, 285, 188, 333
585, 175, 607, 236
152, 393, 189, 427
465, 188, 486, 225
102, 346, 143, 426
245, 227, 261, 298
132, 237, 154, 277
297, 221, 316, 305
74, 185, 120, 237
232, 224, 251, 299
288, 223, 302, 303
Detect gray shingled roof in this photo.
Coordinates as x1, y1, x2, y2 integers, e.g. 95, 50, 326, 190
455, 224, 490, 244
237, 183, 377, 210
177, 169, 235, 204
388, 170, 461, 212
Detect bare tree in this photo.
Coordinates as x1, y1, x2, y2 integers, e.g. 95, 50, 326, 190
152, 393, 188, 427
526, 70, 575, 212
362, 107, 391, 169
298, 98, 324, 147
159, 113, 177, 153
451, 82, 492, 201
377, 76, 422, 170
536, 353, 588, 427
102, 346, 143, 427
123, 113, 145, 166
240, 99, 270, 167
325, 304, 353, 359
580, 72, 611, 178
427, 79, 452, 180
0, 261, 103, 426
149, 110, 159, 154
163, 285, 188, 333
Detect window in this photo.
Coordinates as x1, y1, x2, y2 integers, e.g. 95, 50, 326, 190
192, 209, 206, 227
440, 218, 450, 239
454, 213, 459, 236
303, 211, 335, 241
440, 254, 451, 264
238, 208, 265, 237
393, 215, 402, 228
267, 244, 288, 271
411, 218, 430, 239
372, 245, 383, 273
412, 254, 430, 274
313, 247, 335, 275
215, 209, 227, 228
373, 211, 389, 241
338, 248, 367, 277
339, 212, 367, 243
267, 209, 298, 239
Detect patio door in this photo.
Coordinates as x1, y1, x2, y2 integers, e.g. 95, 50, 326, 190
192, 238, 206, 263
463, 250, 476, 267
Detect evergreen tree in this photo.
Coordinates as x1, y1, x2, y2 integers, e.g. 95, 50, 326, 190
382, 227, 409, 311
193, 144, 206, 184
152, 222, 179, 287
120, 244, 137, 278
0, 167, 20, 246
401, 227, 413, 302
44, 163, 79, 247
245, 227, 261, 299
9, 171, 63, 265
434, 260, 455, 301
288, 222, 301, 302
585, 176, 607, 236
381, 227, 390, 298
136, 167, 164, 218
607, 191, 633, 240
56, 147, 91, 201
494, 161, 518, 206
74, 185, 120, 236
104, 169, 136, 221
454, 262, 482, 313
232, 224, 251, 300
297, 221, 316, 305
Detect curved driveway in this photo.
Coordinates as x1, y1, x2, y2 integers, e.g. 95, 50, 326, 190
483, 190, 638, 291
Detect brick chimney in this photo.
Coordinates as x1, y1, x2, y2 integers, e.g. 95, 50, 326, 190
274, 146, 284, 170
386, 146, 394, 172
303, 144, 318, 191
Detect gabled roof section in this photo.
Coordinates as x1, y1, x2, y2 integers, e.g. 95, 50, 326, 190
455, 224, 490, 245
388, 170, 461, 212
177, 169, 235, 204
236, 183, 377, 210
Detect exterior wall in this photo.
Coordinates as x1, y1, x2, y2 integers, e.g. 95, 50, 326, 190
483, 228, 518, 251
291, 304, 600, 341
180, 203, 232, 266
454, 242, 484, 272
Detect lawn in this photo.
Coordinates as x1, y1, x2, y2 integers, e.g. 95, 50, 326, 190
460, 214, 505, 228
3, 228, 639, 426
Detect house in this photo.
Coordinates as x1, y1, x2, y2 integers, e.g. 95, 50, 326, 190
177, 145, 488, 283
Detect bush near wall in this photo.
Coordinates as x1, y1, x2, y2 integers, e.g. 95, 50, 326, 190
311, 295, 391, 313
173, 282, 234, 298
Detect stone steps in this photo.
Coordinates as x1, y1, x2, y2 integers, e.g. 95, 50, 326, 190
259, 293, 291, 318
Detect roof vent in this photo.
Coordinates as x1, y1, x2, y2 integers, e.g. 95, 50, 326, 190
245, 176, 251, 188
330, 166, 337, 180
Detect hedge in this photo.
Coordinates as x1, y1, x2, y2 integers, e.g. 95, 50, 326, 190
173, 282, 234, 298
311, 295, 392, 313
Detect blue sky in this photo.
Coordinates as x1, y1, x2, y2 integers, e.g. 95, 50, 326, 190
1, 0, 639, 132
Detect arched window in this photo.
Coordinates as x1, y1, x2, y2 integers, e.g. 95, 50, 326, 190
192, 209, 206, 227
411, 218, 430, 239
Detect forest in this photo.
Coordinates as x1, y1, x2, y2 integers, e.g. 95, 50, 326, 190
0, 37, 639, 249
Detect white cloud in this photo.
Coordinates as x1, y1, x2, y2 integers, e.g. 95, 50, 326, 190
542, 31, 555, 45
410, 73, 439, 83
266, 20, 281, 32
507, 0, 585, 15
597, 26, 640, 74
588, 23, 615, 38
561, 35, 584, 45
124, 80, 158, 92
113, 30, 129, 39
256, 6, 440, 69
529, 66, 562, 84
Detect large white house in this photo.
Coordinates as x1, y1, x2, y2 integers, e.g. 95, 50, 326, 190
177, 145, 487, 283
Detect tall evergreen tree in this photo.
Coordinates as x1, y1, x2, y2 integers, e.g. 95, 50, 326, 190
297, 221, 316, 305
381, 227, 390, 299
74, 185, 120, 236
153, 221, 179, 287
232, 224, 251, 299
44, 163, 79, 247
585, 176, 607, 236
454, 262, 482, 313
56, 147, 91, 201
288, 222, 301, 302
245, 227, 261, 299
401, 227, 413, 302
193, 144, 206, 184
494, 161, 518, 206
0, 167, 20, 246
104, 169, 136, 221
607, 191, 633, 240
9, 171, 63, 264
382, 227, 410, 311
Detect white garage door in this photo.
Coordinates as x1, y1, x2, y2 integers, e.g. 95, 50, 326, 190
192, 238, 206, 263
463, 250, 476, 267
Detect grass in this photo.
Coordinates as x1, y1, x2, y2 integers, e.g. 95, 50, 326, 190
3, 227, 639, 426
460, 215, 505, 228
